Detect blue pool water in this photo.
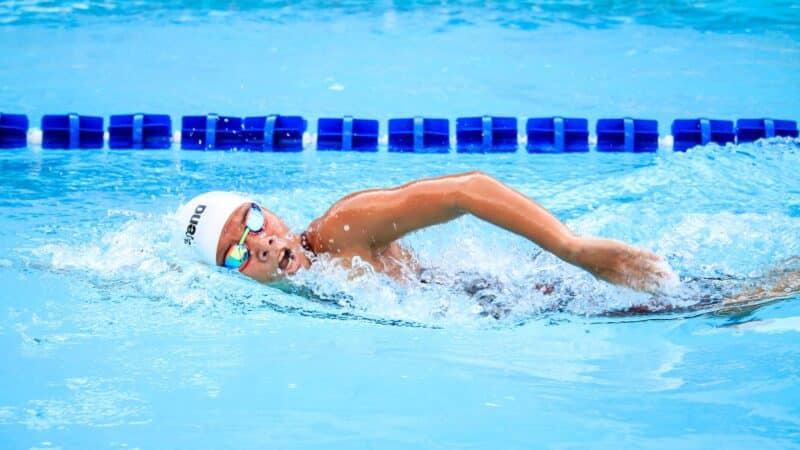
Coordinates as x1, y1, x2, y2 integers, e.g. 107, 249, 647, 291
2, 1, 800, 449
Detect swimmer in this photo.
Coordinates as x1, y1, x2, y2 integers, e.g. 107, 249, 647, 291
178, 171, 674, 294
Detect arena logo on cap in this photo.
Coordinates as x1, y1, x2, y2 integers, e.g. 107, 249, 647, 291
184, 204, 207, 245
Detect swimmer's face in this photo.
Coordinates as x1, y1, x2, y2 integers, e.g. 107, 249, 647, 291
215, 203, 310, 283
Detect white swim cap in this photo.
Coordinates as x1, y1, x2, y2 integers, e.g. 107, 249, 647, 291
177, 191, 254, 265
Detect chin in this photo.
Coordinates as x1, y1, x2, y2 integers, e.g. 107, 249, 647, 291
244, 271, 283, 284
265, 273, 288, 284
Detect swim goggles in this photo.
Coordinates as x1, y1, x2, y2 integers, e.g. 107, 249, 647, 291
224, 203, 265, 271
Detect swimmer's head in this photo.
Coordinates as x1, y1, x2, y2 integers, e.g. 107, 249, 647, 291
177, 191, 310, 283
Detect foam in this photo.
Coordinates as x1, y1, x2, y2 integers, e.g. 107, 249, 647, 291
29, 140, 800, 324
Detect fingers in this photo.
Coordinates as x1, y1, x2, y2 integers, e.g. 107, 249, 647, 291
615, 250, 677, 295
643, 258, 680, 296
585, 241, 677, 295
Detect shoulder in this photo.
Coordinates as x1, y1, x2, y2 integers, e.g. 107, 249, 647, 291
304, 206, 370, 254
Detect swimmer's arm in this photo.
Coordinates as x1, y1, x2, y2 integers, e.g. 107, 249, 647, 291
318, 171, 669, 292
318, 171, 576, 258
724, 268, 800, 306
443, 172, 671, 291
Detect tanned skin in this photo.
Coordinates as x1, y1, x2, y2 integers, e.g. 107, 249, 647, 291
214, 171, 672, 293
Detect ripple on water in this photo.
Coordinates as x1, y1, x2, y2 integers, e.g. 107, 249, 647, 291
17, 139, 799, 327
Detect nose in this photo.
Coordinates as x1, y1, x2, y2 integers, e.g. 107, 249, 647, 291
251, 234, 285, 263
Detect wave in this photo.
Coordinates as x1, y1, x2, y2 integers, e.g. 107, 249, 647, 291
28, 138, 800, 327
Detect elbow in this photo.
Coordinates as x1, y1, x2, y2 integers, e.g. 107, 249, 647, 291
459, 171, 492, 190
452, 171, 491, 211
461, 170, 490, 181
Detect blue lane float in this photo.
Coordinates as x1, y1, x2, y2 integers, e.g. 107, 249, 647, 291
456, 116, 517, 153
671, 118, 735, 151
736, 118, 799, 143
596, 117, 659, 152
317, 116, 379, 151
242, 115, 307, 151
0, 113, 29, 149
388, 117, 450, 153
9, 112, 800, 151
526, 117, 589, 153
181, 114, 243, 151
41, 114, 104, 149
109, 114, 172, 149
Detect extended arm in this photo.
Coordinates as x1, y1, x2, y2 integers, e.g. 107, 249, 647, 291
314, 171, 673, 292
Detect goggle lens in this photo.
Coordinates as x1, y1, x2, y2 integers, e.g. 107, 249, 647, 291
223, 203, 266, 271
224, 244, 249, 269
246, 205, 265, 233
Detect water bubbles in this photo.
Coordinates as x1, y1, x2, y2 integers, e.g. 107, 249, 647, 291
26, 139, 800, 326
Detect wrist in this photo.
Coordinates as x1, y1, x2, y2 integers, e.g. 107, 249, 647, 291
560, 235, 583, 264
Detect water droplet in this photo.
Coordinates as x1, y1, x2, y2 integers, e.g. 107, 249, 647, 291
343, 224, 350, 232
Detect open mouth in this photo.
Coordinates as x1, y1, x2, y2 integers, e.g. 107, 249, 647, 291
278, 248, 293, 271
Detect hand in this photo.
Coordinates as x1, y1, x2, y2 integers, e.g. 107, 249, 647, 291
566, 237, 677, 294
